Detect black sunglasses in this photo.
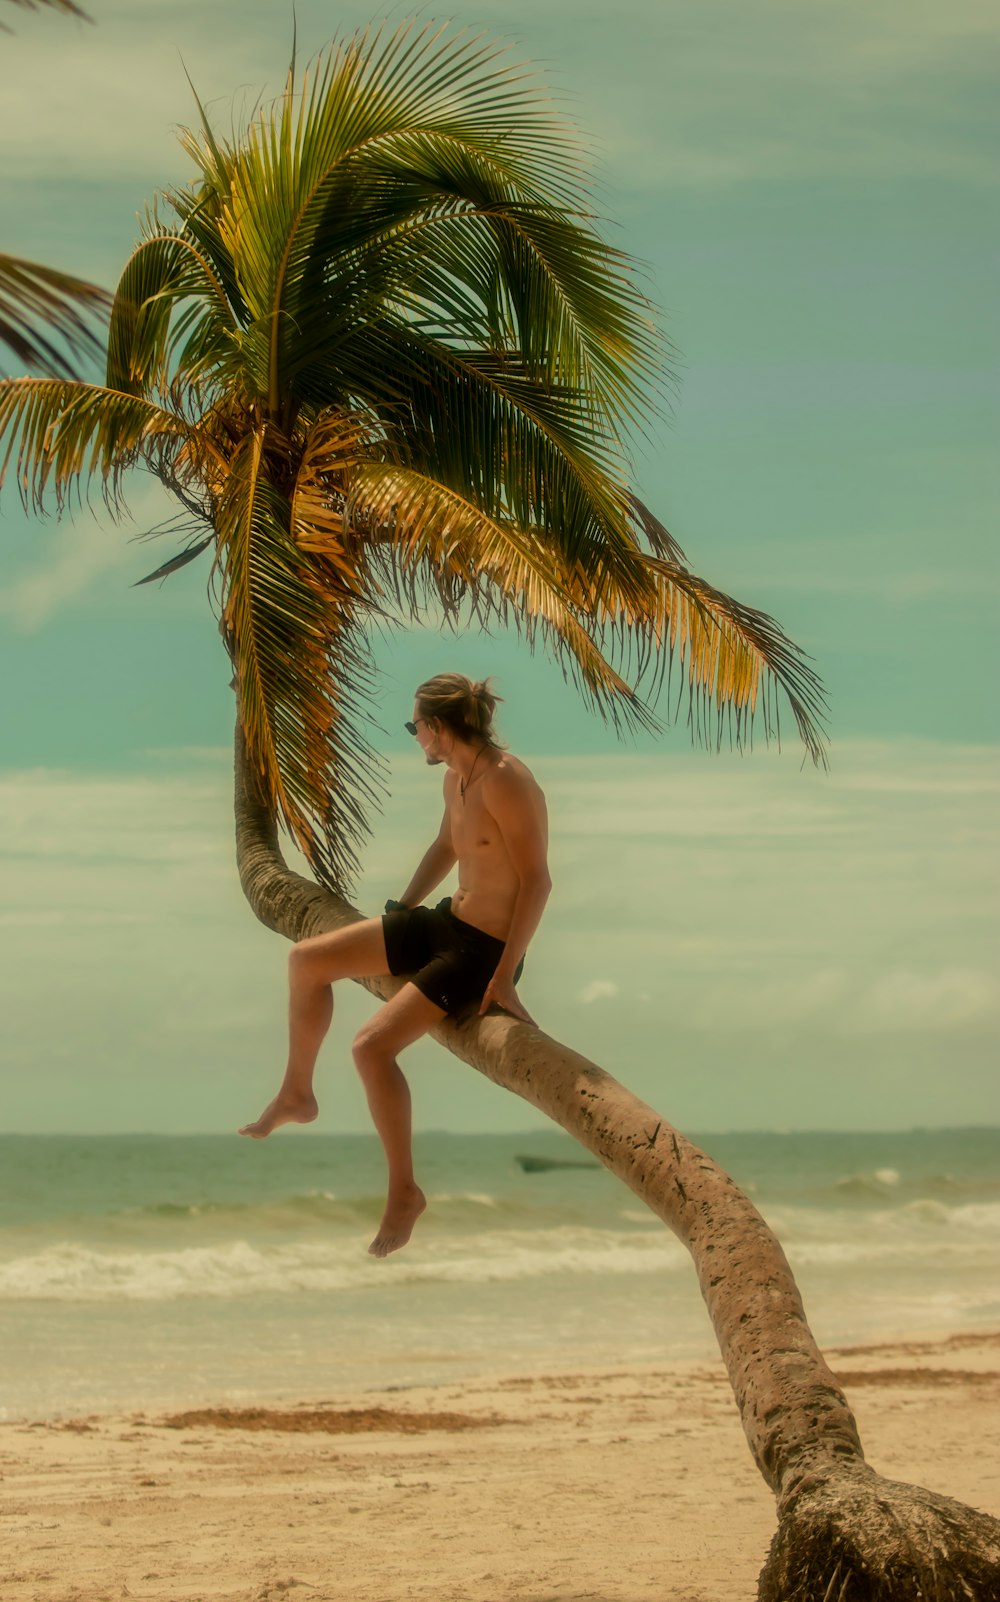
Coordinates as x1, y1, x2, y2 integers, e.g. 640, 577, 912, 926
404, 718, 427, 736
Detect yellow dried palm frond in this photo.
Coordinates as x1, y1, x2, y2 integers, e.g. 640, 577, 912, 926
634, 556, 827, 765
0, 377, 198, 512
217, 427, 384, 887
343, 463, 827, 757
345, 463, 661, 732
289, 412, 378, 580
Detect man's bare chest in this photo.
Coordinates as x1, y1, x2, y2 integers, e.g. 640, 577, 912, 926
448, 789, 500, 858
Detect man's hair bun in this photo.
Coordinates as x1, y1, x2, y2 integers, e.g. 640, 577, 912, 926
415, 673, 504, 746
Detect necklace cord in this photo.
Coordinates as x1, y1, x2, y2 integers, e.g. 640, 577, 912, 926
460, 745, 487, 802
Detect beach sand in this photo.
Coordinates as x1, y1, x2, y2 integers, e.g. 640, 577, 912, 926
3, 1330, 998, 1602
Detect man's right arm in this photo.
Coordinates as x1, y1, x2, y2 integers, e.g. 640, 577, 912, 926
395, 804, 456, 909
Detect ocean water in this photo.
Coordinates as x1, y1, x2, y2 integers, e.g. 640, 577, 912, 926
1, 1128, 998, 1420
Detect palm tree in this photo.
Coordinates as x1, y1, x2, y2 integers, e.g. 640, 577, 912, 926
2, 24, 996, 1598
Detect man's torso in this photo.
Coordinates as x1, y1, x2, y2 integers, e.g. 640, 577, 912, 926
446, 753, 547, 942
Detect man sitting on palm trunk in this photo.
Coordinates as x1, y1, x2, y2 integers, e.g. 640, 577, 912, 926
240, 674, 551, 1257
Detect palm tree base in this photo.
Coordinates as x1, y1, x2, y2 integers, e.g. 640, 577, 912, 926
758, 1461, 1000, 1601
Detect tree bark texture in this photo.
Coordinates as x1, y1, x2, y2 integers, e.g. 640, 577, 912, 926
234, 722, 1000, 1601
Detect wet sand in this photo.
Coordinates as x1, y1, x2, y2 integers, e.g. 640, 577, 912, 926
3, 1329, 998, 1602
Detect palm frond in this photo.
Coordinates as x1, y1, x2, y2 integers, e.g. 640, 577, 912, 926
289, 411, 379, 576
202, 22, 658, 438
342, 461, 828, 760
285, 411, 828, 763
355, 188, 660, 427
626, 493, 689, 566
0, 254, 108, 379
106, 225, 236, 400
0, 376, 198, 511
638, 556, 829, 765
134, 532, 214, 586
288, 405, 664, 732
343, 460, 657, 734
621, 498, 828, 764
331, 321, 655, 616
217, 429, 384, 888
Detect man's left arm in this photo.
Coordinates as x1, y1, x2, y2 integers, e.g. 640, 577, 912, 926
478, 768, 551, 1022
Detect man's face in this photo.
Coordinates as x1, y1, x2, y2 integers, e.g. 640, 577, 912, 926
412, 703, 443, 766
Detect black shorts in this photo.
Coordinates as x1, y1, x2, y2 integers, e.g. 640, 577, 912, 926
381, 897, 524, 1016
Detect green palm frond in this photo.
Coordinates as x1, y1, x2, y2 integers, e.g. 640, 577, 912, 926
361, 192, 660, 427
134, 531, 214, 587
321, 320, 649, 617
182, 23, 656, 439
0, 255, 108, 379
106, 225, 236, 400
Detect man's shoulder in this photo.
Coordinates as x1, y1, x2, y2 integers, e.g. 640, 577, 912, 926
484, 752, 542, 798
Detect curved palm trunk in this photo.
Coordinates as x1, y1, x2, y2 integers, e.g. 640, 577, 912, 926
235, 722, 1000, 1599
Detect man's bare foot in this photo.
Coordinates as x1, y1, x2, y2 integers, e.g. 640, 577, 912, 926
239, 1091, 319, 1139
368, 1184, 427, 1259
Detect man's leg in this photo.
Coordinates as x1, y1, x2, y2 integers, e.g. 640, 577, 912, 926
240, 917, 391, 1138
351, 983, 447, 1258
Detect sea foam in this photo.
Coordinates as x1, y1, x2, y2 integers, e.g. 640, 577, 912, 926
0, 1227, 689, 1302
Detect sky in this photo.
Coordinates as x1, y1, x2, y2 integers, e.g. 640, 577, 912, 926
1, 0, 997, 1134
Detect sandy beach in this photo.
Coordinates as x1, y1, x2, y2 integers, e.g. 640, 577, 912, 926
3, 1328, 998, 1602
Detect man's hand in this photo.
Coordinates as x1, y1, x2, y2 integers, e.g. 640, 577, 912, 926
479, 972, 535, 1023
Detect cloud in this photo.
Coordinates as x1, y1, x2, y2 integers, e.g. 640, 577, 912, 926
524, 742, 1000, 1059
536, 739, 1000, 840
0, 481, 193, 630
0, 737, 997, 1131
0, 517, 131, 631
0, 768, 232, 862
577, 979, 620, 1005
579, 0, 999, 188
0, 0, 275, 184
0, 0, 995, 194
850, 968, 1000, 1033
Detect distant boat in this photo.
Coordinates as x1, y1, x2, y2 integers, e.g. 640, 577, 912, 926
515, 1154, 601, 1173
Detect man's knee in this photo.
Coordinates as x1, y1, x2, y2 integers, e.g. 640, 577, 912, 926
352, 1024, 387, 1074
288, 941, 318, 985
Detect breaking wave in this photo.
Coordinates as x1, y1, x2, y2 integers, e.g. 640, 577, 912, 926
0, 1227, 688, 1302
2, 1195, 998, 1303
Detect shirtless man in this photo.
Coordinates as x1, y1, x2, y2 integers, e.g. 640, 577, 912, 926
239, 673, 551, 1259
